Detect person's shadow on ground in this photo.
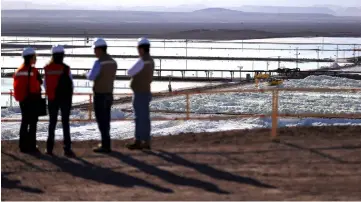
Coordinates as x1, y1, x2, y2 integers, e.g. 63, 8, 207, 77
30, 153, 173, 193
144, 150, 276, 189
108, 151, 229, 194
1, 172, 44, 194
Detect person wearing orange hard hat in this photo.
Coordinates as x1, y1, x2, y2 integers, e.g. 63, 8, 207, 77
44, 45, 75, 157
13, 47, 42, 153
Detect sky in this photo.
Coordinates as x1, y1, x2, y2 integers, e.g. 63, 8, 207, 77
5, 0, 361, 7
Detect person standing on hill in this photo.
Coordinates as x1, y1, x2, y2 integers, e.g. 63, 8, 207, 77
126, 37, 154, 150
44, 45, 75, 157
87, 38, 117, 153
13, 47, 42, 153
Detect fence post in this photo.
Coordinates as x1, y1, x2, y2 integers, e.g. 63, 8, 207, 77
271, 90, 279, 141
10, 90, 13, 108
88, 94, 92, 120
186, 94, 190, 120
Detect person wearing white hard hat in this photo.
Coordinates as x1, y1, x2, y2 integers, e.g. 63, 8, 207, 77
87, 38, 117, 153
43, 45, 75, 157
126, 37, 154, 150
13, 47, 43, 153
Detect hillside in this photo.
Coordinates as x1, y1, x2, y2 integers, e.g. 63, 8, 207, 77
2, 9, 346, 23
2, 9, 361, 39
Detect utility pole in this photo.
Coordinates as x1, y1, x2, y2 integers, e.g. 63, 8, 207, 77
295, 47, 299, 69
266, 61, 269, 71
238, 65, 243, 81
336, 45, 339, 63
186, 39, 188, 70
168, 76, 172, 92
317, 48, 320, 69
278, 56, 281, 69
354, 44, 357, 63
159, 59, 162, 78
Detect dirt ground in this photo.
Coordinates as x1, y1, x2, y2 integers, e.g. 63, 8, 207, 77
2, 126, 361, 200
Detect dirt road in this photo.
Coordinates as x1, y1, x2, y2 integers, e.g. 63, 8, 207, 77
2, 126, 361, 200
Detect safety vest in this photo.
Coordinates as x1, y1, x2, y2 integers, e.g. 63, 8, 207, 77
13, 64, 41, 102
44, 62, 70, 101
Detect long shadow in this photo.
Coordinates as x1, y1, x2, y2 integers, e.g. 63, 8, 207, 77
320, 145, 361, 150
73, 145, 361, 160
1, 172, 44, 194
145, 150, 276, 189
280, 142, 361, 164
108, 151, 229, 194
30, 153, 173, 193
2, 151, 47, 172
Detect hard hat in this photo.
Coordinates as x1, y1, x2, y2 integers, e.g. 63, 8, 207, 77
92, 38, 107, 48
51, 45, 65, 54
22, 47, 36, 57
137, 37, 150, 46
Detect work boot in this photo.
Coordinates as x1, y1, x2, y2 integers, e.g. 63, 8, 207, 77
21, 145, 40, 154
126, 140, 143, 150
45, 149, 54, 156
141, 141, 151, 150
64, 149, 76, 158
93, 144, 111, 153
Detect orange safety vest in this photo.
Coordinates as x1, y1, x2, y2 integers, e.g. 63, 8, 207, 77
44, 62, 70, 101
13, 64, 41, 102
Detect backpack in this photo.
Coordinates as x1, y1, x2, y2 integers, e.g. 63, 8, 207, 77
55, 64, 73, 102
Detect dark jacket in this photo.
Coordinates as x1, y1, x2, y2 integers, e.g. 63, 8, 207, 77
93, 54, 118, 94
130, 54, 154, 93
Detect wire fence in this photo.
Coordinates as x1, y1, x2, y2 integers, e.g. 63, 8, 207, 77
2, 87, 361, 140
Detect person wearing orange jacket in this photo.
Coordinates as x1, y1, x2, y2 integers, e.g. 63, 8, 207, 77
13, 47, 42, 153
44, 45, 75, 157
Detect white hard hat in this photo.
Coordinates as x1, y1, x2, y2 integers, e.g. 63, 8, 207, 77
22, 47, 36, 57
92, 38, 107, 48
51, 45, 65, 54
137, 37, 150, 46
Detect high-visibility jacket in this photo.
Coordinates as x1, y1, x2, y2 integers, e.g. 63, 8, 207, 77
13, 64, 42, 102
44, 62, 71, 101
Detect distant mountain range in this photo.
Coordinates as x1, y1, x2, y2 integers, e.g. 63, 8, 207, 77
3, 9, 355, 25
2, 8, 361, 39
235, 5, 361, 16
1, 1, 361, 17
1, 0, 361, 16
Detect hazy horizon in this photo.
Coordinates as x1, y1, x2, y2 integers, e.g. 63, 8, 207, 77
2, 0, 361, 10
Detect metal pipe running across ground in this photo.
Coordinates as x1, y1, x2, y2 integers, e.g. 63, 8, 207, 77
1, 52, 336, 63
3, 67, 361, 82
3, 43, 360, 52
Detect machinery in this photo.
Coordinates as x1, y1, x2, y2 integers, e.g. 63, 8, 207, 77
276, 67, 300, 76
267, 78, 284, 86
255, 72, 270, 79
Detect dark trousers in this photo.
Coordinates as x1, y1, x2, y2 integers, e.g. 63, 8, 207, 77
47, 99, 72, 152
94, 93, 113, 149
133, 93, 152, 142
19, 101, 38, 151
